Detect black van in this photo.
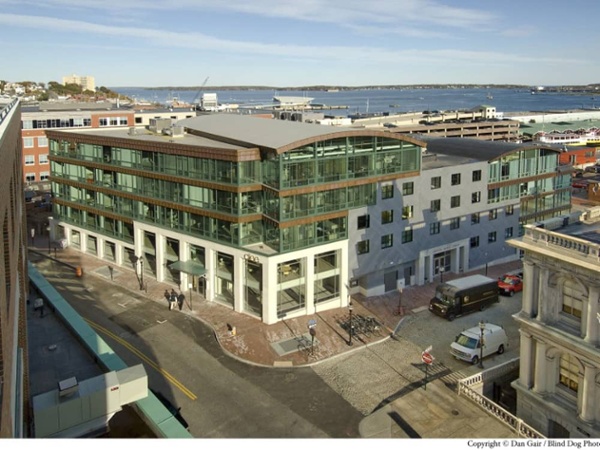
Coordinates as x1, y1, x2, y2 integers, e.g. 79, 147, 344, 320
429, 274, 499, 321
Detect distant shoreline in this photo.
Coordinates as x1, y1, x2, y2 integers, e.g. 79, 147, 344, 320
112, 84, 600, 94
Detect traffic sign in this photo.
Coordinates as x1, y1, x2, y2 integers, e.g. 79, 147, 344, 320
421, 351, 434, 365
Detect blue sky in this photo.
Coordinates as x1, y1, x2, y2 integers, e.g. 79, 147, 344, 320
2, 0, 599, 88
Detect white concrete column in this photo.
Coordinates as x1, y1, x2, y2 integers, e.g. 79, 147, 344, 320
97, 237, 104, 259
263, 258, 277, 324
585, 285, 599, 345
519, 330, 534, 388
204, 248, 216, 304
305, 256, 316, 315
522, 261, 535, 316
234, 256, 244, 313
580, 362, 596, 423
536, 266, 550, 323
532, 338, 547, 394
155, 233, 165, 283
115, 242, 123, 266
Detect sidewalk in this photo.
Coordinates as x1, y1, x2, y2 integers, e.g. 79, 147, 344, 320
29, 240, 522, 368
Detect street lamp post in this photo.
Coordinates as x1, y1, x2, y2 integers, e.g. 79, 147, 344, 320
348, 301, 354, 346
484, 252, 489, 276
478, 321, 485, 369
345, 283, 353, 346
188, 276, 195, 311
46, 225, 51, 254
396, 288, 403, 316
138, 256, 144, 290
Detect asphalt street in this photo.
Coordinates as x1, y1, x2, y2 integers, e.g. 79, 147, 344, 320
32, 257, 363, 438
31, 253, 523, 438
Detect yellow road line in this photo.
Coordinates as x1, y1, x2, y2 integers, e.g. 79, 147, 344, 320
86, 319, 197, 401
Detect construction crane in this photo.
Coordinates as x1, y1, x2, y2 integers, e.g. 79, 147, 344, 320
192, 77, 210, 108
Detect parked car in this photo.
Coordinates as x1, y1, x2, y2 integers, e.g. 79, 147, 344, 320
572, 179, 589, 189
573, 169, 584, 178
497, 274, 523, 296
585, 165, 600, 173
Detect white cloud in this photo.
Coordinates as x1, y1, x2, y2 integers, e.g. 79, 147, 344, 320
0, 12, 581, 68
3, 0, 498, 30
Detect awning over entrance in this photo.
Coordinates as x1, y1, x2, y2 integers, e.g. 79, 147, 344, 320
168, 260, 207, 276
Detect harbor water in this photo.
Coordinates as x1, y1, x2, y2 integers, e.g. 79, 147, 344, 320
112, 86, 599, 116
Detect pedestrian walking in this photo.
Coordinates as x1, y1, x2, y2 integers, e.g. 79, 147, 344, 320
178, 293, 185, 310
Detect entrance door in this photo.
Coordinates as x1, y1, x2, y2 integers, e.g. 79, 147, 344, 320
197, 276, 206, 297
384, 270, 397, 292
433, 251, 451, 276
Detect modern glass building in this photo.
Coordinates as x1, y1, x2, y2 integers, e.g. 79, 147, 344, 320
46, 114, 424, 323
46, 115, 570, 322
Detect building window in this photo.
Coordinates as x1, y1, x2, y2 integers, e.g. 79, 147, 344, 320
470, 236, 479, 248
471, 191, 481, 203
25, 155, 35, 165
471, 213, 480, 225
99, 118, 109, 126
23, 137, 34, 148
505, 227, 513, 239
357, 240, 370, 255
472, 170, 482, 182
402, 182, 414, 196
489, 209, 498, 220
450, 195, 460, 208
25, 173, 36, 182
562, 280, 583, 319
430, 222, 440, 235
40, 172, 49, 181
450, 217, 460, 230
39, 154, 49, 165
381, 210, 394, 224
135, 117, 143, 124
558, 354, 579, 394
357, 215, 370, 229
402, 228, 413, 243
488, 188, 500, 203
381, 184, 394, 199
451, 173, 461, 186
488, 231, 497, 243
37, 136, 48, 147
430, 199, 440, 212
402, 205, 413, 220
431, 176, 441, 189
505, 205, 514, 216
381, 234, 393, 249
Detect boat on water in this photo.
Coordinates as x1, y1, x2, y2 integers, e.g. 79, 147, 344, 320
534, 128, 600, 146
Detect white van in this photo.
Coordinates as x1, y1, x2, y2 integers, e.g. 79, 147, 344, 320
450, 323, 508, 365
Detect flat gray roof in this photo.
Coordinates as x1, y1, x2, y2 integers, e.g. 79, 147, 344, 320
57, 126, 243, 150
178, 113, 358, 150
426, 137, 560, 162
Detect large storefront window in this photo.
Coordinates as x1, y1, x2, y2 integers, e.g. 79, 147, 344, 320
216, 252, 234, 306
244, 257, 262, 317
314, 250, 340, 304
277, 259, 305, 317
164, 237, 180, 284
